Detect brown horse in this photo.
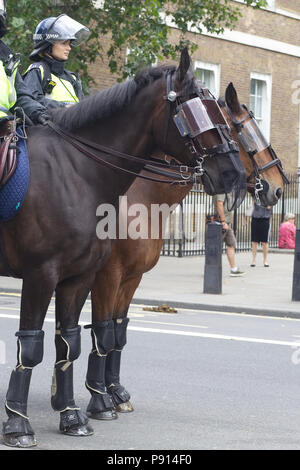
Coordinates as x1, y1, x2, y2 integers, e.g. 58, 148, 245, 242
88, 81, 287, 417
1, 49, 246, 447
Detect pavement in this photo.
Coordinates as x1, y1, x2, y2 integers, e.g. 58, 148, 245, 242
0, 248, 299, 319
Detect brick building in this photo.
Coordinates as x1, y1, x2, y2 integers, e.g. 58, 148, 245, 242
89, 0, 300, 173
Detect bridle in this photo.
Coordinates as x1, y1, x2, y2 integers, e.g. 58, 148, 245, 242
162, 73, 239, 170
225, 103, 289, 203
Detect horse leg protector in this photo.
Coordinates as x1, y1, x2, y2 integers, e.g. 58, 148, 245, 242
3, 330, 44, 447
85, 320, 117, 420
51, 326, 93, 436
105, 317, 133, 412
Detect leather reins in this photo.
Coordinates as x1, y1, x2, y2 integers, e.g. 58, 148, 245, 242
46, 70, 208, 186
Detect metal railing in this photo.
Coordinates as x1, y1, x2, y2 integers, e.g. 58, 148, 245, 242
161, 173, 299, 256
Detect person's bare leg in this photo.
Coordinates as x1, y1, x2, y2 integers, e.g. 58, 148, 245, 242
262, 242, 269, 266
251, 242, 258, 265
226, 246, 236, 269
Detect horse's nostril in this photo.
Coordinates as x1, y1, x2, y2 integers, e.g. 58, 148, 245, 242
276, 188, 283, 199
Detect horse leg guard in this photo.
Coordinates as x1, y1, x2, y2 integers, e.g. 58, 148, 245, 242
85, 320, 117, 420
51, 326, 93, 436
2, 330, 44, 448
105, 317, 133, 413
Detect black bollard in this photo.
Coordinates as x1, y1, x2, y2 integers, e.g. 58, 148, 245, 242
292, 229, 300, 301
203, 222, 222, 294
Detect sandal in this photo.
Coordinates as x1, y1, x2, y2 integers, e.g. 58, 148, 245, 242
264, 263, 269, 267
250, 264, 256, 267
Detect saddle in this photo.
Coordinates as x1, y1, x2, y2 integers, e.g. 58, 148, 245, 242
0, 119, 18, 188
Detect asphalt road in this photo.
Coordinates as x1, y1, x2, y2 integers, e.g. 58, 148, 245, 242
1, 292, 300, 451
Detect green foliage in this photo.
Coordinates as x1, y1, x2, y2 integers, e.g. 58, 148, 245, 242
5, 0, 266, 90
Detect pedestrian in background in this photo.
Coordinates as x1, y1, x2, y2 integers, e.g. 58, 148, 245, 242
212, 193, 245, 277
245, 201, 272, 267
278, 213, 296, 249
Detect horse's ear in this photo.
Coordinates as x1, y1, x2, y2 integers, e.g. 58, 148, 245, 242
225, 82, 242, 114
175, 47, 193, 83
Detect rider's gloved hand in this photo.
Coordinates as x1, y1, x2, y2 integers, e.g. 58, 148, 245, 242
37, 113, 50, 126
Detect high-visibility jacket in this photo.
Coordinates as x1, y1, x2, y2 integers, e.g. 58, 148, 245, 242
0, 59, 18, 118
26, 62, 80, 104
45, 73, 79, 104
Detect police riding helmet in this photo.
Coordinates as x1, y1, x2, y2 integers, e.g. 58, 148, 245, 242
29, 14, 90, 61
0, 0, 7, 39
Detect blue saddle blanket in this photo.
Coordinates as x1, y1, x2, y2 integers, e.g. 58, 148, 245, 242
0, 127, 30, 222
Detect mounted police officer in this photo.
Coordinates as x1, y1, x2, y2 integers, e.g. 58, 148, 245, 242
0, 0, 46, 128
17, 14, 90, 124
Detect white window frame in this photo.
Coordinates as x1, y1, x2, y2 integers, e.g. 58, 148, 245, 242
194, 60, 221, 98
250, 72, 272, 142
233, 0, 276, 11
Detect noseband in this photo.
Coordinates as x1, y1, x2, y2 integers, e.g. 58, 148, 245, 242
226, 103, 289, 203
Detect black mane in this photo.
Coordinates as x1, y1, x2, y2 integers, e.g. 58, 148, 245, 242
51, 65, 177, 131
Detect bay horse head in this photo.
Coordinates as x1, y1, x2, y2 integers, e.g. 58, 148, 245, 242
222, 82, 288, 206
150, 48, 246, 203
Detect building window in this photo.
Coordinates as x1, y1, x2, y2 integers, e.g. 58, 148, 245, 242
194, 61, 220, 98
250, 80, 264, 126
250, 72, 272, 142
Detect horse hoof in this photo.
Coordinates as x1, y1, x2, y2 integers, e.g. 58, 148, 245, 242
115, 401, 134, 413
61, 424, 94, 437
87, 410, 118, 421
3, 433, 37, 448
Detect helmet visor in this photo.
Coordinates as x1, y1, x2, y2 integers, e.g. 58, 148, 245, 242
238, 118, 269, 154
44, 14, 90, 45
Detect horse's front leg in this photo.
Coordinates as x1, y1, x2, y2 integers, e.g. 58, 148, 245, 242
2, 268, 57, 448
104, 314, 132, 413
85, 267, 124, 420
52, 274, 95, 437
85, 317, 118, 420
89, 273, 143, 415
106, 275, 144, 413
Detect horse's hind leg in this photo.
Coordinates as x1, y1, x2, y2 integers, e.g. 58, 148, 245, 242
3, 269, 57, 448
52, 275, 95, 436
